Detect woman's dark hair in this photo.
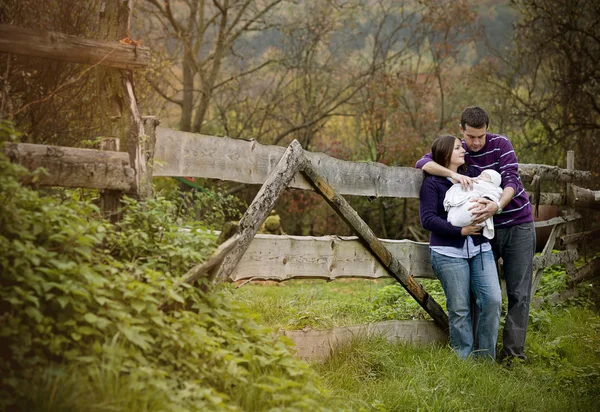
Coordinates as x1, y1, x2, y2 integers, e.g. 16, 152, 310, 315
431, 134, 460, 168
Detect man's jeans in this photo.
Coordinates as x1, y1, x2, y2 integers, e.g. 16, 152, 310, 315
431, 249, 502, 360
494, 222, 536, 360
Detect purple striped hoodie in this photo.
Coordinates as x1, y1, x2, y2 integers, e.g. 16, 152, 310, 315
415, 133, 533, 228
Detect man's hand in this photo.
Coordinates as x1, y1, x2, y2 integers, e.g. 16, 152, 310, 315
468, 197, 498, 224
461, 224, 483, 236
451, 173, 475, 191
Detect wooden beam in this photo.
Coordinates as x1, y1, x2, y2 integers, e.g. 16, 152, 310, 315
283, 320, 446, 361
300, 150, 449, 332
153, 127, 424, 198
534, 213, 581, 228
230, 234, 435, 281
99, 138, 123, 222
4, 142, 134, 191
559, 228, 600, 247
519, 163, 592, 184
533, 250, 578, 270
154, 127, 595, 200
159, 234, 240, 311
568, 258, 600, 286
531, 224, 563, 297
568, 184, 600, 211
213, 140, 306, 283
525, 191, 565, 206
0, 24, 150, 70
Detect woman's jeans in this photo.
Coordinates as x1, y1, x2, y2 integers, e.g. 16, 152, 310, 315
431, 249, 502, 360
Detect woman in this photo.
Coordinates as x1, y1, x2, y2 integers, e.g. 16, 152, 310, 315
419, 134, 502, 360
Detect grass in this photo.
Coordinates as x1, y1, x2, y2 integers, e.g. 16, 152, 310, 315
228, 278, 447, 330
229, 267, 600, 411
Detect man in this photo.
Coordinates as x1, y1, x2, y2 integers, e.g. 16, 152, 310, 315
415, 106, 536, 363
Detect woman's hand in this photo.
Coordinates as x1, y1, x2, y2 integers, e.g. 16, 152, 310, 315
450, 173, 475, 191
461, 224, 483, 236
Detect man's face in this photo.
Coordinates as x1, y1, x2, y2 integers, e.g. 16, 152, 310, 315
460, 124, 487, 152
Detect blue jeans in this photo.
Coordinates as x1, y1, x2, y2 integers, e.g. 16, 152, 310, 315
431, 249, 502, 360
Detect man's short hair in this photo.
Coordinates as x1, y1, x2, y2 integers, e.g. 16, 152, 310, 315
461, 106, 489, 129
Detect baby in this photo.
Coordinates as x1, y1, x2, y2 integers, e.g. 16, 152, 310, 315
444, 169, 502, 239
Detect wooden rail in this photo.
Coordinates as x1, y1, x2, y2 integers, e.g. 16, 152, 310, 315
0, 24, 150, 70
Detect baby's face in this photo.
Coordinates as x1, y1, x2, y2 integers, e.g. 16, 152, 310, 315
479, 172, 492, 182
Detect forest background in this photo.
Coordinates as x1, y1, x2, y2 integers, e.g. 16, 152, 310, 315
1, 0, 598, 239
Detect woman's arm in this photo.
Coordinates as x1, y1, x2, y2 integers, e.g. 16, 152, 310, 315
419, 179, 463, 238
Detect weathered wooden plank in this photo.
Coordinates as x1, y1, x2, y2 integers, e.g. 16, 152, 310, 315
213, 140, 306, 283
0, 24, 150, 70
569, 184, 600, 211
568, 258, 600, 286
534, 213, 581, 228
153, 127, 424, 198
4, 142, 134, 191
230, 234, 435, 281
525, 191, 565, 206
531, 224, 563, 297
519, 163, 592, 184
533, 250, 578, 270
300, 151, 449, 332
282, 320, 447, 360
99, 138, 123, 222
154, 127, 593, 200
559, 228, 600, 247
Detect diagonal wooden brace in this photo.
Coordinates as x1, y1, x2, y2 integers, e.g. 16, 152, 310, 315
213, 139, 307, 283
299, 144, 449, 332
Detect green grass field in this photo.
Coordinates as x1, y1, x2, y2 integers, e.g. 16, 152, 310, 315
229, 269, 600, 411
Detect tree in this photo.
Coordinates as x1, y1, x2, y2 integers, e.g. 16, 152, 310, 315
139, 0, 285, 133
480, 0, 600, 171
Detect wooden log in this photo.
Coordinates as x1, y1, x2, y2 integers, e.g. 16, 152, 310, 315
300, 150, 449, 332
558, 228, 600, 247
213, 140, 306, 283
534, 213, 581, 228
0, 24, 149, 70
140, 115, 160, 197
531, 224, 563, 298
99, 138, 123, 222
568, 184, 600, 211
159, 234, 240, 310
153, 127, 424, 198
568, 258, 600, 286
4, 142, 134, 191
282, 320, 447, 361
519, 163, 592, 184
565, 152, 576, 279
153, 127, 594, 200
525, 191, 565, 206
533, 250, 578, 271
230, 234, 435, 281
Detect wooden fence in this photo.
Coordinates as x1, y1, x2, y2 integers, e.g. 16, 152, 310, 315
2, 13, 599, 357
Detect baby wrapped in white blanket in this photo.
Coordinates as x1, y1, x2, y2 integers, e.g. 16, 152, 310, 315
444, 169, 502, 239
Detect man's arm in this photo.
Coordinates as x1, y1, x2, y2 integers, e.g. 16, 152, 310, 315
471, 186, 515, 224
416, 154, 475, 190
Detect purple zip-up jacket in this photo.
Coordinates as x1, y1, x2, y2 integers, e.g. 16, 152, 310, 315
420, 166, 490, 247
416, 133, 533, 228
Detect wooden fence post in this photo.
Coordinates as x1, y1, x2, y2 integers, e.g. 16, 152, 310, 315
99, 137, 122, 222
213, 140, 306, 283
565, 151, 576, 282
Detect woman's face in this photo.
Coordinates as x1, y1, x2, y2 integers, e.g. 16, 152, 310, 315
449, 138, 465, 168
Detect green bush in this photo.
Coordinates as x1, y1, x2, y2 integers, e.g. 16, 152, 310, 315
0, 134, 332, 411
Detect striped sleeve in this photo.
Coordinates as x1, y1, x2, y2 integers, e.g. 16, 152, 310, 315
495, 137, 520, 193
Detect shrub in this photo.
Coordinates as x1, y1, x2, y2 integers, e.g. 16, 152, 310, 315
0, 133, 332, 411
